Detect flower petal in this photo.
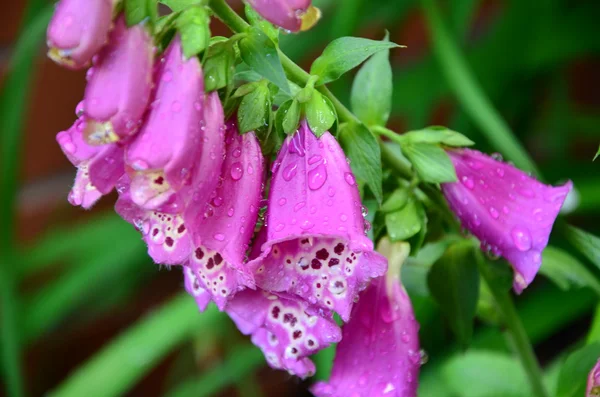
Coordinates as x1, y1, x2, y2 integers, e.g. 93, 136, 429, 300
187, 122, 264, 309
183, 266, 212, 312
126, 36, 208, 212
47, 0, 115, 69
247, 0, 312, 32
250, 122, 385, 320
588, 359, 600, 397
56, 114, 124, 209
312, 276, 421, 397
441, 149, 572, 293
226, 288, 341, 378
115, 176, 192, 265
83, 16, 154, 144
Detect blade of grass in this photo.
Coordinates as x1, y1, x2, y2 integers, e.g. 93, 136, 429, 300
0, 3, 54, 396
420, 0, 540, 175
49, 294, 220, 397
165, 345, 264, 397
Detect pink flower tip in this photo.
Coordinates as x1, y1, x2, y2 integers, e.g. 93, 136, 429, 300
441, 148, 572, 293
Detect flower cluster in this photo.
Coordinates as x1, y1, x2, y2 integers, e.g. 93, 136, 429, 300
49, 0, 574, 395
49, 1, 421, 394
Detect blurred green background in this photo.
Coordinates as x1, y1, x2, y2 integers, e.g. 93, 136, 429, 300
1, 0, 599, 396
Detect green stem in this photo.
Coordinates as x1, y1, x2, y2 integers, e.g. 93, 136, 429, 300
420, 0, 540, 176
476, 255, 549, 397
371, 125, 404, 143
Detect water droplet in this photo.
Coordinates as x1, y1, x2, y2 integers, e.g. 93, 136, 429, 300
519, 187, 535, 198
275, 223, 285, 231
496, 168, 505, 177
278, 198, 287, 206
361, 205, 368, 217
282, 163, 298, 181
247, 164, 254, 175
491, 152, 503, 161
308, 164, 327, 190
419, 349, 429, 365
489, 207, 499, 219
214, 233, 225, 241
340, 214, 348, 222
511, 226, 532, 251
461, 176, 475, 189
227, 207, 234, 217
230, 162, 243, 180
232, 148, 241, 158
468, 160, 484, 170
212, 196, 223, 207
344, 173, 356, 186
294, 201, 306, 212
308, 155, 322, 165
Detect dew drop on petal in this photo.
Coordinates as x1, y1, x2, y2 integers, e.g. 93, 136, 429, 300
230, 162, 243, 180
511, 226, 532, 252
344, 173, 356, 186
214, 233, 225, 241
282, 163, 298, 181
489, 207, 499, 219
308, 164, 327, 190
461, 176, 475, 190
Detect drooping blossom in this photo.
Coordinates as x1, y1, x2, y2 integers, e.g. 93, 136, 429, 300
248, 121, 387, 321
83, 16, 154, 145
588, 359, 600, 397
56, 102, 124, 209
126, 37, 220, 213
226, 288, 341, 378
441, 149, 572, 293
313, 239, 421, 397
115, 93, 225, 266
185, 121, 264, 309
247, 0, 314, 32
47, 0, 115, 69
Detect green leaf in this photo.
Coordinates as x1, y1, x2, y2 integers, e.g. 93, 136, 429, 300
160, 0, 202, 12
594, 144, 600, 161
244, 3, 279, 44
403, 126, 475, 147
282, 99, 301, 134
540, 246, 600, 296
239, 27, 290, 94
177, 6, 210, 58
427, 241, 479, 347
305, 90, 336, 137
385, 198, 422, 241
124, 0, 157, 26
338, 121, 383, 203
237, 82, 271, 133
381, 187, 410, 213
442, 351, 530, 397
310, 37, 401, 85
566, 225, 600, 270
402, 142, 457, 183
203, 40, 236, 92
556, 342, 600, 397
50, 294, 221, 397
350, 33, 393, 127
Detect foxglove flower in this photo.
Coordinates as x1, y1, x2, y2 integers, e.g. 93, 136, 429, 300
226, 288, 341, 378
249, 122, 387, 321
441, 149, 572, 293
247, 0, 313, 32
47, 0, 115, 69
83, 16, 154, 145
588, 359, 600, 397
115, 93, 225, 265
313, 240, 420, 397
56, 103, 124, 209
186, 121, 264, 309
126, 37, 220, 213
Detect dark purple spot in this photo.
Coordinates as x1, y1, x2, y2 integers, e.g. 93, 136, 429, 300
177, 224, 186, 233
311, 259, 322, 269
271, 306, 280, 319
291, 347, 298, 354
308, 339, 315, 347
195, 248, 204, 260
206, 258, 215, 269
219, 276, 224, 281
165, 237, 174, 247
316, 248, 329, 260
154, 176, 164, 185
221, 289, 226, 294
328, 258, 340, 267
335, 281, 344, 288
286, 259, 291, 264
283, 313, 298, 326
301, 238, 309, 244
293, 330, 302, 339
316, 283, 322, 288
214, 253, 223, 265
334, 243, 345, 255
152, 228, 159, 237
